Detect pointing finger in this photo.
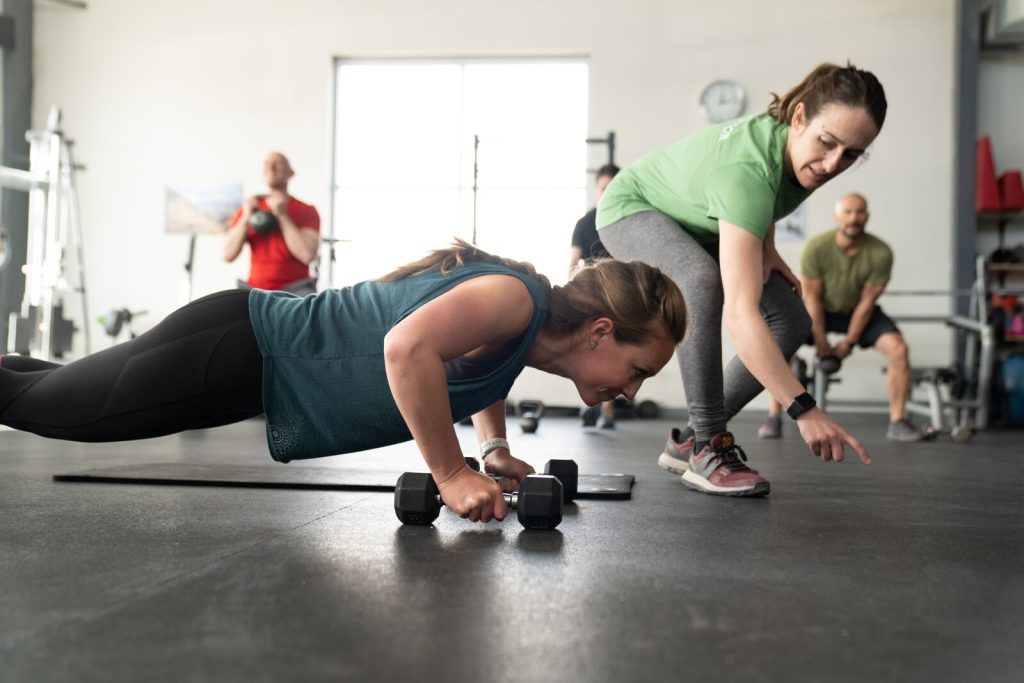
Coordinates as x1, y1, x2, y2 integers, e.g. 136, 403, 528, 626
846, 433, 872, 465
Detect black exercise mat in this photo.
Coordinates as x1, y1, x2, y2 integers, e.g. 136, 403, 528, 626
53, 463, 635, 500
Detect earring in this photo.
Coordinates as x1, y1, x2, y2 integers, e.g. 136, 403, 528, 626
589, 340, 597, 350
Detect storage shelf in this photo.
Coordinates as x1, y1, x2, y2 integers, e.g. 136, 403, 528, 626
978, 210, 1024, 221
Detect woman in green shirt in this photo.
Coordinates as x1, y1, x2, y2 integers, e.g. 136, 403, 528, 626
597, 62, 886, 497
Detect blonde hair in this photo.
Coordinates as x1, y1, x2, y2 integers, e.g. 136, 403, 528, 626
767, 61, 887, 131
378, 241, 686, 345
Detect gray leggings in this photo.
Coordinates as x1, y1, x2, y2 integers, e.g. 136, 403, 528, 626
600, 211, 811, 440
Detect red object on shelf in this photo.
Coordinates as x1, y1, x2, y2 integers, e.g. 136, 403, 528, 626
992, 294, 1018, 314
999, 170, 1024, 211
977, 136, 1002, 212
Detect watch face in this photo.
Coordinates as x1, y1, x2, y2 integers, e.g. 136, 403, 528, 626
699, 80, 746, 123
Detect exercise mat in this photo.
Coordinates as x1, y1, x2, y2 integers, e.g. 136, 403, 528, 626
53, 463, 635, 499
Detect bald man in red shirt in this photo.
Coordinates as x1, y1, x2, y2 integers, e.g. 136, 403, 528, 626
224, 151, 321, 295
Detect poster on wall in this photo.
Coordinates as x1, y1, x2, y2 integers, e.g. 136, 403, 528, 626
164, 183, 243, 234
775, 203, 806, 243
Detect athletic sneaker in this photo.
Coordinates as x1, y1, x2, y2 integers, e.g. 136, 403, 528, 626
681, 431, 770, 497
886, 418, 924, 442
757, 414, 782, 439
658, 427, 694, 474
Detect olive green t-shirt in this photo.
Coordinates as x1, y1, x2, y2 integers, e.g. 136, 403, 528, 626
596, 113, 811, 242
800, 230, 893, 314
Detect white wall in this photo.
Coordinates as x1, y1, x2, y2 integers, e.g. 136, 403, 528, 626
31, 0, 958, 410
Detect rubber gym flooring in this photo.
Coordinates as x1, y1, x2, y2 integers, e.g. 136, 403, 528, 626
1, 411, 1021, 682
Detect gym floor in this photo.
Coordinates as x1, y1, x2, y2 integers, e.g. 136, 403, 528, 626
1, 412, 1021, 682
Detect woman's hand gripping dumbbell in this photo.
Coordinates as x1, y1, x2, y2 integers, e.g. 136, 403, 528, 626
394, 470, 563, 529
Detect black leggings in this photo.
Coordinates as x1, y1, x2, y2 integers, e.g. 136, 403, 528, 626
0, 290, 263, 442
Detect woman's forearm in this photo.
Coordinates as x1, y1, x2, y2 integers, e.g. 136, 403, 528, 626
724, 303, 807, 408
384, 343, 466, 484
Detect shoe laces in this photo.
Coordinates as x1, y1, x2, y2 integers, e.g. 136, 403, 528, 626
710, 441, 751, 473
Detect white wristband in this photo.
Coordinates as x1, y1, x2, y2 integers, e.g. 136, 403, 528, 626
479, 437, 510, 459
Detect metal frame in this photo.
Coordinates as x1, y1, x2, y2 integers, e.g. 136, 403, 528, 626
1, 106, 89, 360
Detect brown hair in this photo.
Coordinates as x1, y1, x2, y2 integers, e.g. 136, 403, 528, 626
378, 240, 686, 345
767, 61, 887, 132
377, 239, 552, 293
550, 258, 686, 345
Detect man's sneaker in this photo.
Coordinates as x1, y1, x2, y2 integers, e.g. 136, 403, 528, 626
757, 414, 782, 439
682, 432, 770, 497
887, 418, 924, 442
658, 427, 694, 474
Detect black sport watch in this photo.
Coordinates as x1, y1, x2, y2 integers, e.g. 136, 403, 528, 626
786, 392, 817, 420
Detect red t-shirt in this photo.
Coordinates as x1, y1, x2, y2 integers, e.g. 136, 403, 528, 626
230, 196, 320, 290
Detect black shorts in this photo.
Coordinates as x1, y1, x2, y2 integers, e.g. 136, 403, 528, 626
810, 305, 901, 349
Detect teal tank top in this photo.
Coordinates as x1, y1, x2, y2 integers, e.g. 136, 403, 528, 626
248, 262, 550, 462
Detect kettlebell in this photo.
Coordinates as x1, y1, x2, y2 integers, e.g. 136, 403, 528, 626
517, 399, 545, 434
249, 195, 279, 234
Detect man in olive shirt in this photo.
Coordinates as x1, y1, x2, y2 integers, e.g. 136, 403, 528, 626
759, 192, 923, 442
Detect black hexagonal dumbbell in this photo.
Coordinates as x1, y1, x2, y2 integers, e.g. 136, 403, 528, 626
394, 471, 563, 530
464, 457, 578, 504
543, 459, 578, 503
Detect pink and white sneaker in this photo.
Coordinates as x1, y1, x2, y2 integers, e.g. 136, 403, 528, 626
658, 427, 694, 474
681, 431, 770, 497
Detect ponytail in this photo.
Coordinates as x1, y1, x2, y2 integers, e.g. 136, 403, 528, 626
377, 238, 552, 297
767, 61, 887, 131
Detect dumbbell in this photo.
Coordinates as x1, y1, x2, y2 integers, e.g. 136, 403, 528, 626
394, 471, 563, 529
464, 456, 578, 503
816, 354, 843, 375
635, 399, 661, 419
249, 195, 279, 234
920, 424, 973, 443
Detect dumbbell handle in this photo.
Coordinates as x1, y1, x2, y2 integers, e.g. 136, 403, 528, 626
434, 491, 520, 510
464, 456, 577, 504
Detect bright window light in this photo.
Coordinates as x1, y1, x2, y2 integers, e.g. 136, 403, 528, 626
330, 58, 589, 286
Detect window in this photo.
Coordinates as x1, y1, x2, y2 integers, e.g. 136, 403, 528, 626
330, 58, 589, 286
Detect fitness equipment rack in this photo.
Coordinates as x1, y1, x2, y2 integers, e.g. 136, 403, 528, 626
585, 130, 616, 169
0, 107, 90, 360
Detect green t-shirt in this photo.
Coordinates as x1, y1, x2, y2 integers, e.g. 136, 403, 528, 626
596, 113, 812, 242
800, 230, 893, 314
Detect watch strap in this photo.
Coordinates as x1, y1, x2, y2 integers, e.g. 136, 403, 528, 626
479, 437, 510, 459
786, 392, 817, 420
